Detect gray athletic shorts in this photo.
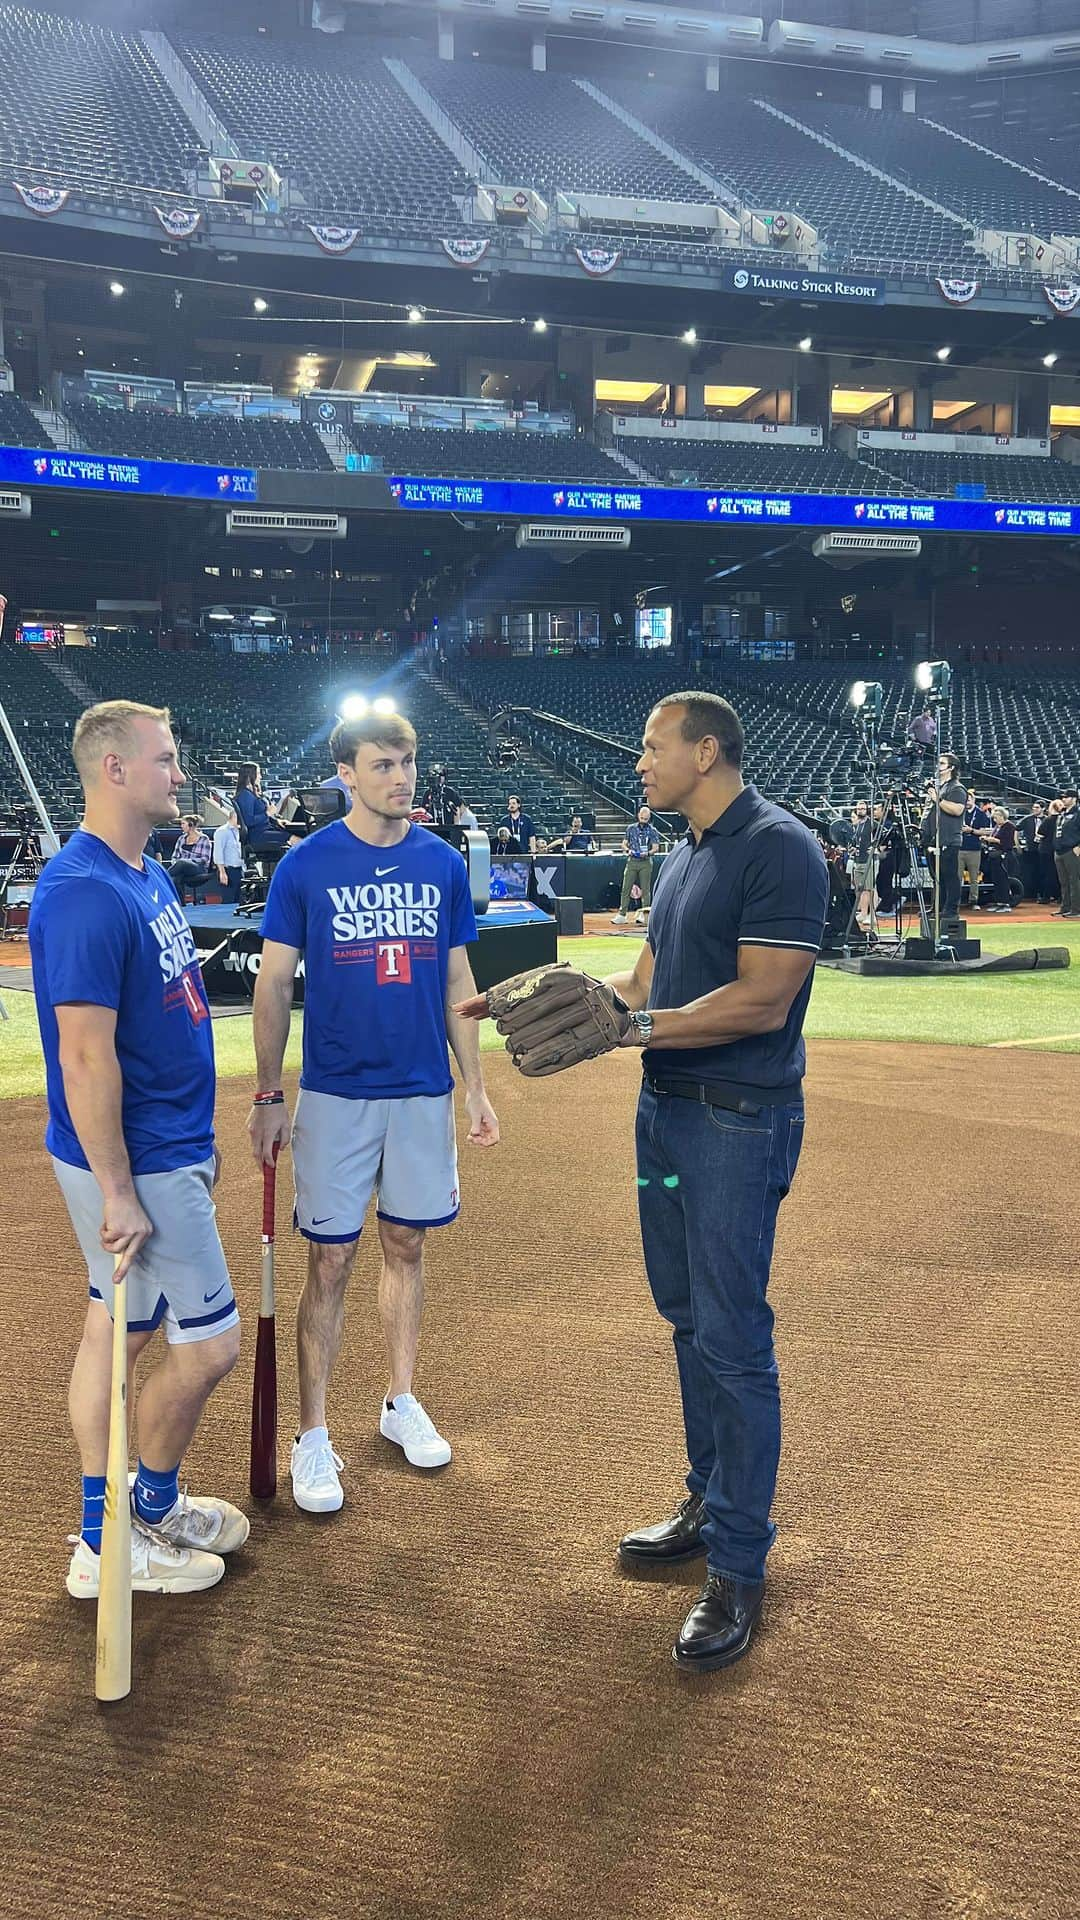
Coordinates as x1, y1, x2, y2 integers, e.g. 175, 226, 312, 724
52, 1154, 239, 1346
291, 1088, 459, 1242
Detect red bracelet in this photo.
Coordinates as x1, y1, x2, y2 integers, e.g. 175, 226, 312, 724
253, 1090, 284, 1106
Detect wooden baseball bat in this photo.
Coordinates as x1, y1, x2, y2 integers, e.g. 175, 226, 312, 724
95, 1254, 131, 1703
249, 1154, 278, 1500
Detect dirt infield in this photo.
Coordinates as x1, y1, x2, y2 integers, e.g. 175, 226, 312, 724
0, 1043, 1076, 1920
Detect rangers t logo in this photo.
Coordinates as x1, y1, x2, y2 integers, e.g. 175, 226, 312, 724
376, 940, 412, 984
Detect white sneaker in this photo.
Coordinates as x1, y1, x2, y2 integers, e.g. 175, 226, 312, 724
290, 1431, 345, 1513
612, 913, 629, 925
65, 1520, 225, 1599
128, 1473, 249, 1555
379, 1394, 452, 1468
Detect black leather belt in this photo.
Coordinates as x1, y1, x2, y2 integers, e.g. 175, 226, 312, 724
643, 1071, 765, 1117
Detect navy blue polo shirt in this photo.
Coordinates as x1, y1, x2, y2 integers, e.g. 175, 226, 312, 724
644, 785, 828, 1104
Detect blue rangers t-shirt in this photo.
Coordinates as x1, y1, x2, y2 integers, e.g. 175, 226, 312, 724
29, 830, 215, 1173
261, 820, 478, 1099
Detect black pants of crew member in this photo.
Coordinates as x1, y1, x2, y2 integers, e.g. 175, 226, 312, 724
926, 845, 962, 923
171, 860, 209, 905
1055, 847, 1080, 915
982, 848, 1011, 906
1020, 844, 1042, 899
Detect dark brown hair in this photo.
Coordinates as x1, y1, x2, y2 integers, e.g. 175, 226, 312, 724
329, 711, 417, 766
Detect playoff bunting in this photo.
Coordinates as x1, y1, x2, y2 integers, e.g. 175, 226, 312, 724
1044, 283, 1080, 315
154, 205, 201, 239
14, 181, 70, 215
936, 276, 979, 305
440, 236, 491, 267
573, 245, 622, 278
308, 224, 360, 254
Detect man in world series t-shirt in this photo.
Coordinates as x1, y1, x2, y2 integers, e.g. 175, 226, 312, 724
249, 707, 500, 1516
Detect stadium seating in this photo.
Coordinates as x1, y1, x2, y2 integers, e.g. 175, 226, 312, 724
65, 403, 334, 472
175, 37, 472, 232
347, 422, 626, 483
0, 646, 84, 829
407, 58, 713, 206
858, 449, 1080, 504
794, 103, 1080, 240
937, 91, 1080, 197
7, 640, 1080, 836
16, 648, 596, 839
448, 656, 1080, 812
617, 438, 907, 495
0, 394, 54, 450
602, 84, 978, 271
0, 5, 196, 194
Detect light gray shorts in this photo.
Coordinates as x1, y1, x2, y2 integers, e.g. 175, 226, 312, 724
52, 1155, 239, 1346
291, 1088, 459, 1242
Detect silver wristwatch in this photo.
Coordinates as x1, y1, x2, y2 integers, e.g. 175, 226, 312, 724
630, 1009, 655, 1046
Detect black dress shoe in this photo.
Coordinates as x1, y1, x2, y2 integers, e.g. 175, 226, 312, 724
672, 1572, 766, 1671
618, 1492, 706, 1566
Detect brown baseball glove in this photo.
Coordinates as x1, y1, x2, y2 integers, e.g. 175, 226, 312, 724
485, 963, 632, 1077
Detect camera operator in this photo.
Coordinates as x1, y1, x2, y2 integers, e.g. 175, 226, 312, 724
920, 752, 966, 926
851, 801, 876, 930
421, 764, 461, 829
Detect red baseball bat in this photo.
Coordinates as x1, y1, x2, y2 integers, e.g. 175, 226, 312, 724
249, 1153, 278, 1500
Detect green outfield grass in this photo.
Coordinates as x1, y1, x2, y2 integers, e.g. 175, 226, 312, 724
3, 916, 1078, 1103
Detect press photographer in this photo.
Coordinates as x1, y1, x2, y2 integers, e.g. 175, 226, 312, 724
920, 752, 967, 926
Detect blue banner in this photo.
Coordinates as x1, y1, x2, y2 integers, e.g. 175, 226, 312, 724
386, 475, 1078, 537
0, 445, 258, 501
721, 265, 886, 304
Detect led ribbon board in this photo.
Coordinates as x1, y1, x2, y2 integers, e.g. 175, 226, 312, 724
0, 446, 259, 502
386, 476, 1078, 538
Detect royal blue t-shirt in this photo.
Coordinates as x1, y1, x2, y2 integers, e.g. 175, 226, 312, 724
29, 831, 216, 1173
261, 820, 478, 1099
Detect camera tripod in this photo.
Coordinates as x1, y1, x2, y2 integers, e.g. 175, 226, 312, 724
841, 717, 934, 954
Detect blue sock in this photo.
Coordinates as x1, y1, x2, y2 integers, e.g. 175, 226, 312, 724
133, 1460, 180, 1527
81, 1475, 107, 1554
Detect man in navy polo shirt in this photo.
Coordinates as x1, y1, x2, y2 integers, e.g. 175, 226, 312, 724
608, 691, 827, 1671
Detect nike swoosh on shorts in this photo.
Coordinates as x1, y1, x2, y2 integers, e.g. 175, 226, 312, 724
312, 1215, 334, 1226
203, 1284, 227, 1304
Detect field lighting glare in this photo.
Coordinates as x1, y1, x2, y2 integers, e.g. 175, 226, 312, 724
850, 680, 882, 718
916, 659, 952, 699
371, 696, 397, 716
339, 693, 369, 721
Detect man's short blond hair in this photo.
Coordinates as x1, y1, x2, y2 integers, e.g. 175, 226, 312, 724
72, 700, 172, 785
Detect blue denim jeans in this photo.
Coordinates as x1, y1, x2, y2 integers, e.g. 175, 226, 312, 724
635, 1084, 805, 1583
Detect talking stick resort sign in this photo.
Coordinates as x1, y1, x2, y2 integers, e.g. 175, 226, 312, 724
721, 266, 886, 305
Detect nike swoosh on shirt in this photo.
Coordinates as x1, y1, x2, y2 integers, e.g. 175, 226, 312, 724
151, 890, 159, 903
374, 866, 398, 876
203, 1284, 227, 1304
